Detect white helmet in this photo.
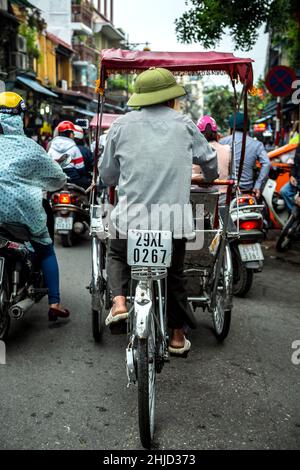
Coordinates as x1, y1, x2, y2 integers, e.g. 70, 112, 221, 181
74, 124, 84, 140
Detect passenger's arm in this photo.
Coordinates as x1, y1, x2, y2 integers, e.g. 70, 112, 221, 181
99, 126, 120, 186
32, 144, 67, 191
254, 142, 271, 190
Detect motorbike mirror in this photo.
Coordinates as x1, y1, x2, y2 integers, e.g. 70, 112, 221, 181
75, 118, 89, 130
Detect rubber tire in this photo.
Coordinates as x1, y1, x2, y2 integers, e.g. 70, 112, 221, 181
213, 310, 231, 342
92, 309, 103, 343
137, 338, 154, 449
0, 273, 10, 341
276, 215, 296, 252
212, 244, 232, 341
232, 249, 254, 297
61, 232, 73, 247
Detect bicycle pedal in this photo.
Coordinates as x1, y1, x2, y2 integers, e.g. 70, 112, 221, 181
109, 320, 127, 335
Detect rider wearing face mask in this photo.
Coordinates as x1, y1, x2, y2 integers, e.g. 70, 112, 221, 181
0, 92, 70, 321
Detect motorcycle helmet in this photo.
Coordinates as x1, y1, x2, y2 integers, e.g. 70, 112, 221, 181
0, 92, 27, 115
197, 115, 217, 132
74, 124, 84, 140
57, 121, 76, 134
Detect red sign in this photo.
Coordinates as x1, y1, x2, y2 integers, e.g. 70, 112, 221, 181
265, 66, 296, 97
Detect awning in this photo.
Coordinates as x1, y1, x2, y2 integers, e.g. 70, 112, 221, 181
74, 107, 94, 117
255, 115, 272, 123
10, 0, 36, 8
17, 76, 58, 98
90, 113, 122, 129
94, 22, 125, 41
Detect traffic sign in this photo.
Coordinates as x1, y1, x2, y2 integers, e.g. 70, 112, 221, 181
265, 66, 296, 97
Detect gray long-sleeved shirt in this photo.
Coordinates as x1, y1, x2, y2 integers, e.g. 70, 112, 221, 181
99, 105, 218, 238
219, 131, 271, 190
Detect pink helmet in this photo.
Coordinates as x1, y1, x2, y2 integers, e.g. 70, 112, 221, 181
197, 115, 218, 132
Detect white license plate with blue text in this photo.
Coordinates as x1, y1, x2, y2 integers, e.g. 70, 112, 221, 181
55, 217, 73, 231
127, 230, 172, 267
238, 243, 264, 262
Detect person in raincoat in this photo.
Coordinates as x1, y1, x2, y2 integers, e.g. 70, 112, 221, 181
0, 92, 70, 321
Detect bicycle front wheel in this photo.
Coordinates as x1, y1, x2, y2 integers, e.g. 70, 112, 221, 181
137, 325, 156, 449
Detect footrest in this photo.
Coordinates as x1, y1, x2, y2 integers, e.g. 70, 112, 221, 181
31, 288, 49, 295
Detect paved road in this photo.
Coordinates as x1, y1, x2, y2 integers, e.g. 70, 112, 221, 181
0, 238, 299, 450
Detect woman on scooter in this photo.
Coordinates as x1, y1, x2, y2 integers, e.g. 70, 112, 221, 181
0, 92, 70, 321
195, 115, 231, 203
280, 143, 300, 212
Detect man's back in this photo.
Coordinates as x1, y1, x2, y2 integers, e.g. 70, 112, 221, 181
100, 105, 218, 237
220, 131, 270, 190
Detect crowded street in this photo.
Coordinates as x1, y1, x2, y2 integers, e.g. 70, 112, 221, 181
1, 0, 300, 459
0, 238, 299, 450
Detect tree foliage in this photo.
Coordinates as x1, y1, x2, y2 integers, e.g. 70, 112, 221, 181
204, 80, 272, 134
175, 0, 295, 51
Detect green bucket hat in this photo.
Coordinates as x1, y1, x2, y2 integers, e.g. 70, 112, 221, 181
127, 67, 186, 107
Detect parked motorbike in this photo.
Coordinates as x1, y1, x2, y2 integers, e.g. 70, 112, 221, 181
276, 191, 300, 252
0, 223, 48, 340
262, 164, 291, 229
49, 183, 90, 247
229, 193, 265, 297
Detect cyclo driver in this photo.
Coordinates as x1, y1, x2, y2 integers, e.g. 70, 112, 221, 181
99, 67, 218, 356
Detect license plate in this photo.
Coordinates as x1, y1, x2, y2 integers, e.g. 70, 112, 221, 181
238, 243, 264, 262
55, 217, 73, 231
127, 230, 172, 267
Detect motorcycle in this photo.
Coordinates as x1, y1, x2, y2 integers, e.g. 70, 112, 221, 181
0, 223, 48, 340
276, 191, 300, 252
229, 192, 265, 297
49, 153, 90, 247
262, 164, 291, 230
49, 183, 90, 247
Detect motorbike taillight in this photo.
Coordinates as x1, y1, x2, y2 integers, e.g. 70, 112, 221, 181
238, 196, 256, 206
59, 193, 71, 204
240, 219, 263, 230
71, 195, 79, 205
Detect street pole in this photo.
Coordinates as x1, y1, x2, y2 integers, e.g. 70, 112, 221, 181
275, 96, 281, 147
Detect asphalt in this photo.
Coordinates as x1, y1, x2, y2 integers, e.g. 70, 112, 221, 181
0, 236, 299, 450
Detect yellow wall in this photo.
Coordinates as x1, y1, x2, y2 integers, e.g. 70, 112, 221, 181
36, 35, 57, 87
36, 35, 72, 89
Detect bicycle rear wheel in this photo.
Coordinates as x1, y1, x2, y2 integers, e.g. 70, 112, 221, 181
137, 316, 156, 449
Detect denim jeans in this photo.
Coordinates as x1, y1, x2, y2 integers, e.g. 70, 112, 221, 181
30, 242, 60, 305
280, 182, 297, 213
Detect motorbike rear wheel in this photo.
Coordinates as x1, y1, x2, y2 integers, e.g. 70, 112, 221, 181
276, 214, 297, 252
232, 248, 253, 297
0, 272, 10, 341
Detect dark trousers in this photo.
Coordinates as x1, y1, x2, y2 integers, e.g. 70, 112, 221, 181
107, 238, 195, 330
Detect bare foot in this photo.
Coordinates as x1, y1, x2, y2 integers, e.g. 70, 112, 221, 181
111, 296, 128, 316
170, 328, 185, 348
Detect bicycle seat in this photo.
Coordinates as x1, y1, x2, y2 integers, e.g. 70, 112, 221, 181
0, 223, 31, 242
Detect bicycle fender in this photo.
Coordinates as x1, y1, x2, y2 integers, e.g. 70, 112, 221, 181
134, 283, 152, 339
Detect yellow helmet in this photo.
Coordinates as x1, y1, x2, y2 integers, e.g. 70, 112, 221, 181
0, 92, 27, 115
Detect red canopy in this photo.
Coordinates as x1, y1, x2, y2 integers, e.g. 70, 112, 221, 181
90, 113, 121, 129
99, 49, 254, 88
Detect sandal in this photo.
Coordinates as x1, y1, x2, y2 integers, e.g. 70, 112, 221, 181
168, 337, 191, 357
105, 309, 129, 327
